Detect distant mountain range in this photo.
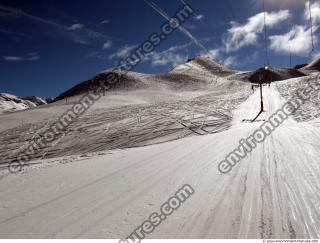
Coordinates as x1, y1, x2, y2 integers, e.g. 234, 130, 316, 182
0, 93, 47, 114
54, 55, 320, 101
2, 55, 320, 113
53, 56, 238, 101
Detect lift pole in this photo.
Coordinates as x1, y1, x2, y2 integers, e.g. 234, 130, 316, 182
260, 82, 264, 112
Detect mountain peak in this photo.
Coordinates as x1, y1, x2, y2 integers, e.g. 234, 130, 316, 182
302, 56, 320, 71
0, 93, 46, 114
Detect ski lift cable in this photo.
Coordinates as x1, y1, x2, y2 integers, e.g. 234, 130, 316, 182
306, 0, 315, 52
262, 0, 269, 67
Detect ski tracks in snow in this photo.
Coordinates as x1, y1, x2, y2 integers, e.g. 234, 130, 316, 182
1, 86, 320, 238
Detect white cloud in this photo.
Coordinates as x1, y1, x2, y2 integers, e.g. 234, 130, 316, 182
28, 55, 40, 61
0, 3, 116, 45
3, 51, 40, 61
312, 51, 320, 60
269, 2, 320, 57
203, 49, 236, 68
159, 42, 192, 54
109, 44, 138, 59
105, 42, 191, 68
2, 54, 40, 61
143, 42, 192, 67
3, 56, 24, 61
223, 56, 237, 67
99, 20, 110, 25
67, 23, 84, 31
194, 14, 204, 21
149, 52, 186, 67
225, 10, 291, 52
102, 40, 113, 50
205, 49, 221, 61
304, 1, 320, 25
269, 25, 317, 56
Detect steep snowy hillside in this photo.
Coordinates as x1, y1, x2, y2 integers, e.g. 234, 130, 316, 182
0, 93, 46, 114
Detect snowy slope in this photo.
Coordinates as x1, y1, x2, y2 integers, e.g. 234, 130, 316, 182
54, 56, 237, 101
0, 93, 46, 114
302, 57, 320, 71
228, 67, 307, 82
170, 56, 236, 77
1, 86, 320, 238
0, 82, 252, 165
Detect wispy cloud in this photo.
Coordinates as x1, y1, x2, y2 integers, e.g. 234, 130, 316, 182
3, 56, 25, 61
202, 48, 236, 68
269, 25, 317, 56
0, 2, 118, 45
224, 10, 291, 52
108, 44, 138, 59
98, 19, 110, 25
205, 49, 221, 60
28, 56, 40, 61
223, 56, 237, 67
312, 51, 320, 60
269, 2, 320, 57
67, 23, 84, 31
194, 14, 204, 21
2, 52, 40, 61
102, 40, 113, 50
149, 52, 186, 67
144, 42, 192, 67
304, 1, 320, 25
89, 41, 191, 69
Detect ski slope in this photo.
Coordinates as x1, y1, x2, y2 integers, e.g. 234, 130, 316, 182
1, 86, 320, 239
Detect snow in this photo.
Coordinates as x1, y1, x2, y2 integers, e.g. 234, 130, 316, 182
0, 93, 46, 115
276, 75, 320, 121
1, 84, 320, 238
0, 83, 251, 165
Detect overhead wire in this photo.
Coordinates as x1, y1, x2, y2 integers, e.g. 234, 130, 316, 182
262, 0, 269, 67
306, 0, 315, 52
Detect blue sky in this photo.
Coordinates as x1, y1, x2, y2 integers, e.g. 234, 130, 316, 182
1, 0, 320, 98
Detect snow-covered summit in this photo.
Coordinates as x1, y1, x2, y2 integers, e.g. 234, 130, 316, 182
0, 93, 47, 114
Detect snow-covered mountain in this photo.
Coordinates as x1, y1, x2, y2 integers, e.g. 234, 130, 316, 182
54, 56, 237, 101
302, 57, 320, 71
0, 93, 47, 114
228, 67, 307, 83
53, 55, 320, 102
170, 56, 236, 77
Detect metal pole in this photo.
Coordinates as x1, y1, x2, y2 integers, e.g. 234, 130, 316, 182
307, 0, 315, 51
260, 83, 264, 112
262, 0, 269, 66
